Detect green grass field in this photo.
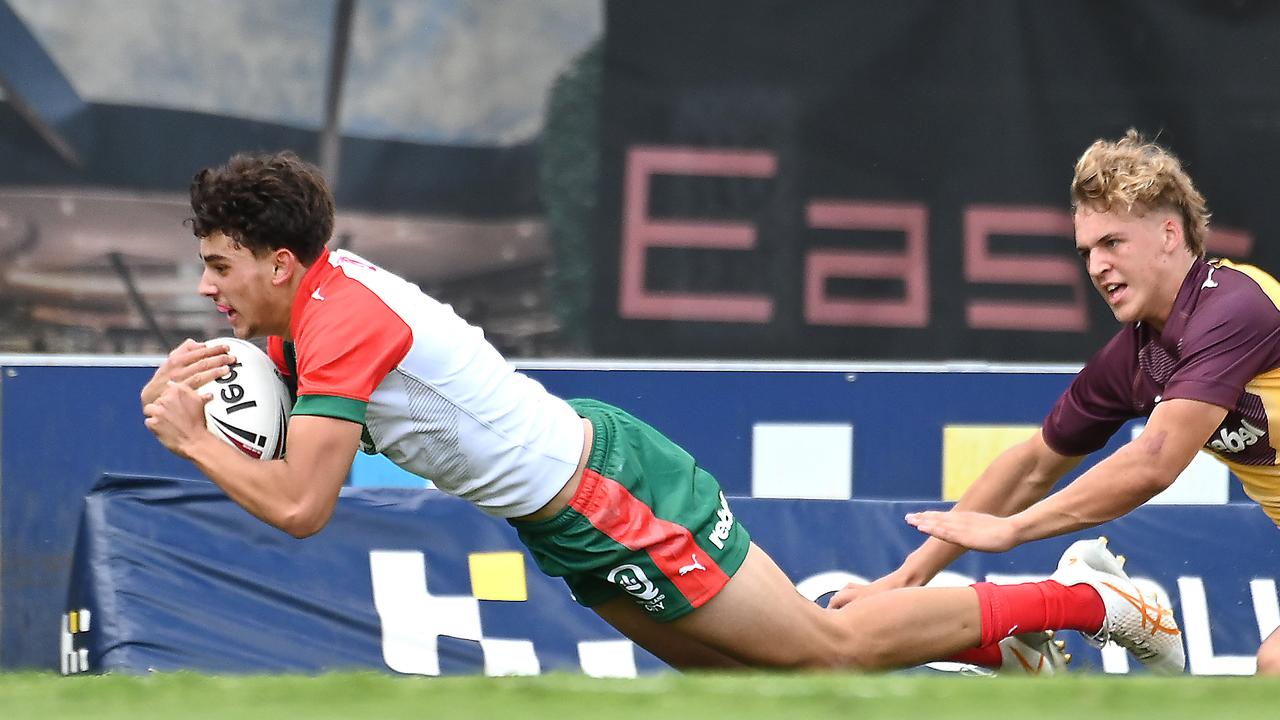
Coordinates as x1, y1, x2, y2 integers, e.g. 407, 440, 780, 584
2, 672, 1277, 720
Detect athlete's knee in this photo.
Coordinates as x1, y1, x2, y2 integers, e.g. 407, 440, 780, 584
782, 611, 885, 671
809, 605, 942, 672
827, 626, 902, 671
716, 610, 864, 670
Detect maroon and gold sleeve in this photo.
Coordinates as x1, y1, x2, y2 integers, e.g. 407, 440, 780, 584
1162, 273, 1280, 408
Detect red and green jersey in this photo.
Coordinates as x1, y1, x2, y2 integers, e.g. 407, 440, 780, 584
268, 249, 584, 518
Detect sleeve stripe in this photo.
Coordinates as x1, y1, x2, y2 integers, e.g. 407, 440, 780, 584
293, 395, 367, 424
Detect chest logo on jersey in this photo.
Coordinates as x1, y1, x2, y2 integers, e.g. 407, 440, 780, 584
1207, 419, 1266, 454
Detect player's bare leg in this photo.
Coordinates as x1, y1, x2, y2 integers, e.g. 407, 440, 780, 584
593, 597, 745, 669
1256, 625, 1280, 675
595, 542, 983, 670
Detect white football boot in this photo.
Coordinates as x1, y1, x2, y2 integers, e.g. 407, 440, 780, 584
997, 631, 1070, 676
1049, 537, 1185, 675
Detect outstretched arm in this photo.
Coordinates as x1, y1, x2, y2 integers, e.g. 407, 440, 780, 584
143, 380, 361, 537
895, 432, 1079, 581
907, 398, 1226, 551
830, 431, 1077, 607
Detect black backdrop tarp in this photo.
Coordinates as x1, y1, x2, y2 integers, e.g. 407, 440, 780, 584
592, 0, 1280, 361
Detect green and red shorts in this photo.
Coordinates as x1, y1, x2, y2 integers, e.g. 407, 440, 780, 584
512, 398, 751, 622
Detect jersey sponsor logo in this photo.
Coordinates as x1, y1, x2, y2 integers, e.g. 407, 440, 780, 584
1207, 419, 1266, 454
607, 563, 666, 613
707, 491, 734, 550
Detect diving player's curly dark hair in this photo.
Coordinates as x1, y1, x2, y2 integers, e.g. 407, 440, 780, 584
189, 151, 334, 264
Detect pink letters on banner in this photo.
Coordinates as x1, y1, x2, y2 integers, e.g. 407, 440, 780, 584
619, 144, 1255, 333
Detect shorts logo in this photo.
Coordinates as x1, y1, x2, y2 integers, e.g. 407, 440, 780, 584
707, 491, 734, 550
678, 554, 706, 575
607, 563, 666, 613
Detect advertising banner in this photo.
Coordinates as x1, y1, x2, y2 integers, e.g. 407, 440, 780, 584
594, 1, 1280, 360
2, 360, 1262, 670
64, 475, 1279, 676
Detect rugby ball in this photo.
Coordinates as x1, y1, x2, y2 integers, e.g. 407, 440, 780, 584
199, 337, 293, 460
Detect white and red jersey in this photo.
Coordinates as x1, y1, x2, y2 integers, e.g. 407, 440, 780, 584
267, 248, 584, 518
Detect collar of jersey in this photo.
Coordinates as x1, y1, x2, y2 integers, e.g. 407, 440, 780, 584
1152, 260, 1210, 350
289, 248, 334, 338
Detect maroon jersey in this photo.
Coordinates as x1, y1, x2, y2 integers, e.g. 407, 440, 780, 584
1042, 259, 1280, 525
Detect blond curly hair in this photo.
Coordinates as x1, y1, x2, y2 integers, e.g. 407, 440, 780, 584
1070, 129, 1209, 257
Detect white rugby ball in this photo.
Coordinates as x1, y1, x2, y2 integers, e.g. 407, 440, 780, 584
199, 337, 293, 460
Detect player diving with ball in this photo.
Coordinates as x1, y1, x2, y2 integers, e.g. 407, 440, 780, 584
141, 150, 1184, 675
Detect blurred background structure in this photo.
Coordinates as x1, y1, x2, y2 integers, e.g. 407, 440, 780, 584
3, 1, 1280, 360
0, 0, 599, 355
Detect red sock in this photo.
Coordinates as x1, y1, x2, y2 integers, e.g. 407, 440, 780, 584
971, 580, 1105, 647
946, 643, 1004, 669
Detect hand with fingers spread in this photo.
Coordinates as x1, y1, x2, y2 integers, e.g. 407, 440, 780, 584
905, 510, 1020, 553
141, 338, 236, 409
142, 380, 216, 458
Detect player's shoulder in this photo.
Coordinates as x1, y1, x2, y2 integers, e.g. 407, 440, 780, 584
303, 256, 395, 311
1196, 259, 1280, 321
292, 261, 414, 357
327, 249, 384, 278
1210, 259, 1280, 297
